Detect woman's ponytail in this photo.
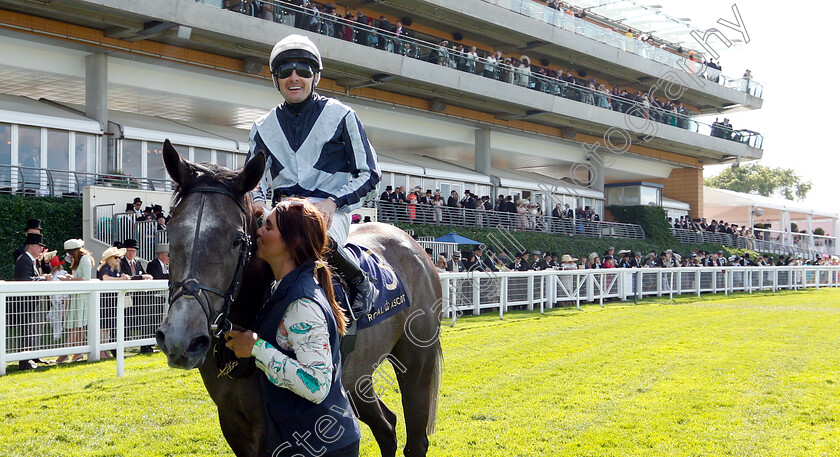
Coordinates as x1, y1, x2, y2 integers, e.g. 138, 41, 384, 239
315, 260, 347, 336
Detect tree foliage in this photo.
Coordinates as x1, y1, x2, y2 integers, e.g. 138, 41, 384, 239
705, 163, 812, 200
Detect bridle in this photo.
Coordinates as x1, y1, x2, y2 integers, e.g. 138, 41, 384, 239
168, 185, 252, 339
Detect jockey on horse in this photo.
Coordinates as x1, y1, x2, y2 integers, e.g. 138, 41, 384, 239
245, 34, 380, 318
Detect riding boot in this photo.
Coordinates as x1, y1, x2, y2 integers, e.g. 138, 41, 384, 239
328, 239, 378, 318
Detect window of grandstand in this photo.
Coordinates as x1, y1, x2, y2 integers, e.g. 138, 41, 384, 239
1, 123, 10, 188
605, 182, 663, 207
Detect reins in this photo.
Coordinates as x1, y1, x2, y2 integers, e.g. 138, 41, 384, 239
168, 185, 252, 339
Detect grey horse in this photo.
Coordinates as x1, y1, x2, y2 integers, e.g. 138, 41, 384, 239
156, 140, 443, 456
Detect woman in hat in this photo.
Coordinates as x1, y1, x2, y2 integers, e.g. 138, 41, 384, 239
96, 246, 130, 359
560, 254, 578, 270
58, 239, 94, 362
47, 255, 69, 346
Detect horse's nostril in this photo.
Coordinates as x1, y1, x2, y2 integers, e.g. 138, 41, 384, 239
155, 330, 167, 352
187, 335, 210, 354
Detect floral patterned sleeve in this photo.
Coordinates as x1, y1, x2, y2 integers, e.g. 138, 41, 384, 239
250, 297, 334, 404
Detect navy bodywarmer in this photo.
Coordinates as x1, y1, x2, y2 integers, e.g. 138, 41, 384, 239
252, 262, 360, 456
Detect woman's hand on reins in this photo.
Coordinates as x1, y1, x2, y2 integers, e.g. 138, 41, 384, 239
225, 330, 258, 359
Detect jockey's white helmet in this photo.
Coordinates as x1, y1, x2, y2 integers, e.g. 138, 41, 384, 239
269, 34, 323, 73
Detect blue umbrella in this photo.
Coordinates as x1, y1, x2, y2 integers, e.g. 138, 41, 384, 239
433, 232, 481, 245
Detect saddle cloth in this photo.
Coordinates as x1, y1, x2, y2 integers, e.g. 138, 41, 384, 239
336, 243, 410, 329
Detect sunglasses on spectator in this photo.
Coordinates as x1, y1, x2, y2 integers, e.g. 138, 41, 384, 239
275, 61, 314, 79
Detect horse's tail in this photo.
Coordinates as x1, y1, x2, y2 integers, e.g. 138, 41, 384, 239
426, 340, 443, 435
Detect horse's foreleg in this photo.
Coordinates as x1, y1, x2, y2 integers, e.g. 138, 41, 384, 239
218, 408, 265, 457
348, 386, 398, 457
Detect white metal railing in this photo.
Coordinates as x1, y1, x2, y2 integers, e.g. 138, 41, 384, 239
1, 279, 168, 376
5, 266, 838, 375
438, 266, 840, 324
93, 204, 167, 260
671, 227, 837, 258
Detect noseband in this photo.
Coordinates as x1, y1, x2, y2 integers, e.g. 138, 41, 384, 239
168, 185, 251, 339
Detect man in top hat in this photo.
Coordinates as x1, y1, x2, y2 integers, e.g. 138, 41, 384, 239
12, 232, 49, 370
469, 246, 487, 272
380, 185, 396, 221
119, 239, 151, 280
424, 247, 434, 263
13, 219, 47, 270
131, 197, 143, 218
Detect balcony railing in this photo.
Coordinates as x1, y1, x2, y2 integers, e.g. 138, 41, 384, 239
206, 0, 763, 148
0, 164, 171, 198
374, 201, 645, 239
477, 0, 763, 98
671, 228, 836, 258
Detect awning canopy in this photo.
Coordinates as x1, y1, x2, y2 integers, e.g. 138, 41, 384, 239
704, 187, 839, 224
0, 94, 102, 134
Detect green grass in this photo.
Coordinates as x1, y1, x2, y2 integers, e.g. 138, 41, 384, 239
3, 289, 840, 456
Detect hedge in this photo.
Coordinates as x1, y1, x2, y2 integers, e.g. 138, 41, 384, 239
606, 205, 675, 244
396, 222, 767, 263
1, 194, 83, 280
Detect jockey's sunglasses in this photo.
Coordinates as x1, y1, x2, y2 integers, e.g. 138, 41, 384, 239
274, 61, 315, 79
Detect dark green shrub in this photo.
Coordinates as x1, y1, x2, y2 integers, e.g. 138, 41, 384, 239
0, 194, 83, 280
606, 205, 675, 244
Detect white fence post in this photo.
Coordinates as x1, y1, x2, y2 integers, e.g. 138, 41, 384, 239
88, 291, 101, 362
116, 291, 125, 378
0, 293, 6, 376
500, 276, 508, 319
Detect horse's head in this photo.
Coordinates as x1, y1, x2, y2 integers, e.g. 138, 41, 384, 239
155, 140, 265, 369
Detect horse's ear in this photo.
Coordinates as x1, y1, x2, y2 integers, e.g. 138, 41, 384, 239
238, 152, 266, 195
163, 139, 193, 187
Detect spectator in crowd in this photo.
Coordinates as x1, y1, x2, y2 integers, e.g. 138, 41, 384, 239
585, 252, 601, 269
510, 252, 529, 271
147, 243, 170, 280
13, 219, 47, 273
483, 250, 499, 272
531, 250, 548, 271
431, 191, 444, 225
130, 197, 143, 219
12, 232, 48, 370
446, 250, 465, 272
58, 239, 93, 363
98, 245, 134, 359
560, 254, 578, 270
435, 255, 447, 273
424, 247, 434, 263
46, 254, 69, 346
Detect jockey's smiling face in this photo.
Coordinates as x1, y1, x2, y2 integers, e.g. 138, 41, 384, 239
275, 60, 320, 105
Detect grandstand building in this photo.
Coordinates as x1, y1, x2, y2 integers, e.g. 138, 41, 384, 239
0, 0, 764, 226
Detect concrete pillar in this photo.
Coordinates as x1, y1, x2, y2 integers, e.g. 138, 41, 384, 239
587, 157, 605, 194
475, 128, 491, 177
85, 53, 109, 172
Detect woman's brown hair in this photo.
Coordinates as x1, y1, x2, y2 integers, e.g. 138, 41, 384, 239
273, 199, 347, 335
68, 247, 92, 272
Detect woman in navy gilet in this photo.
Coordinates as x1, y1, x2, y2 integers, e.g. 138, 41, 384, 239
226, 198, 361, 456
